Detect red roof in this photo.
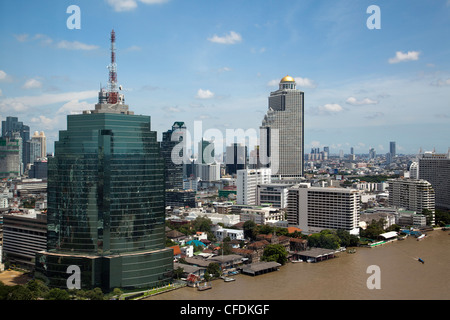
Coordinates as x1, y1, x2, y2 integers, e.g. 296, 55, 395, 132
170, 245, 181, 255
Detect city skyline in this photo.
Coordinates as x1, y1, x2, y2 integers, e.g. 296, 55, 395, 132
1, 1, 450, 155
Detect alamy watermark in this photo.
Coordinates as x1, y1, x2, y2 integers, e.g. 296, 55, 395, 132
169, 120, 279, 174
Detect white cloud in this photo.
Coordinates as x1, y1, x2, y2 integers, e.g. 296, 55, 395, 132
57, 100, 93, 115
139, 0, 169, 3
311, 103, 343, 115
14, 34, 29, 42
0, 90, 97, 113
0, 70, 11, 82
431, 78, 450, 87
106, 0, 138, 11
22, 78, 43, 90
388, 51, 420, 64
106, 0, 169, 12
30, 115, 54, 129
294, 77, 317, 89
196, 89, 215, 99
218, 67, 232, 73
57, 40, 99, 51
208, 31, 242, 44
345, 96, 378, 106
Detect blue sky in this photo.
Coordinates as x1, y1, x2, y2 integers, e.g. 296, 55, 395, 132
1, 0, 449, 156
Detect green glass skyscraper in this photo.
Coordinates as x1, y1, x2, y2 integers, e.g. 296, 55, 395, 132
35, 30, 173, 291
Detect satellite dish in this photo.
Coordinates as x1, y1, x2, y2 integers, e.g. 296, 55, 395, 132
119, 85, 123, 90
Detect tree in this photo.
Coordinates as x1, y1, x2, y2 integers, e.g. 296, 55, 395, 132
243, 220, 257, 240
206, 262, 221, 278
46, 288, 71, 300
308, 230, 341, 250
262, 244, 288, 265
193, 216, 212, 233
26, 279, 49, 299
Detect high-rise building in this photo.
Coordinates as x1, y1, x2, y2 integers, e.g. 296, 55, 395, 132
260, 75, 304, 179
0, 133, 22, 178
390, 141, 396, 158
226, 143, 247, 175
2, 116, 29, 167
287, 183, 360, 235
35, 30, 173, 291
198, 138, 214, 164
388, 178, 435, 224
236, 168, 271, 205
31, 131, 47, 159
418, 151, 450, 209
160, 122, 187, 190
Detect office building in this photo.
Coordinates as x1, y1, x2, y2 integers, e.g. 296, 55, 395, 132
0, 134, 22, 179
390, 141, 396, 158
31, 131, 47, 159
260, 75, 304, 178
2, 212, 47, 269
236, 168, 271, 205
2, 116, 30, 167
34, 30, 173, 291
257, 183, 293, 208
418, 151, 450, 209
160, 122, 186, 190
226, 143, 247, 175
287, 183, 360, 235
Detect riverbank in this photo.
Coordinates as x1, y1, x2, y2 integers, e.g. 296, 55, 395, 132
146, 229, 450, 300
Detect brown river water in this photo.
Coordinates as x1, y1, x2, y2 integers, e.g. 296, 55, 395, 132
147, 230, 450, 300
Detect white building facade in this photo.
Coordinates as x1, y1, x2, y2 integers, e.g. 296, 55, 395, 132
236, 168, 271, 205
287, 183, 360, 235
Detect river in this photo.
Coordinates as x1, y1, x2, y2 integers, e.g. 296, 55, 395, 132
146, 229, 450, 300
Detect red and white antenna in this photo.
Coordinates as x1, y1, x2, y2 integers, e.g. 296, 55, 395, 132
107, 29, 118, 104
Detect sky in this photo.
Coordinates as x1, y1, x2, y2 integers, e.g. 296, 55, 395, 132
0, 0, 449, 156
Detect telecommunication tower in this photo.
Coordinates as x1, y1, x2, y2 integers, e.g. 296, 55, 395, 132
107, 29, 119, 104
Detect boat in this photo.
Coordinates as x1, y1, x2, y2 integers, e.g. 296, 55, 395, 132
347, 249, 356, 254
417, 234, 426, 241
306, 258, 314, 263
418, 258, 425, 264
197, 282, 212, 291
223, 277, 235, 282
291, 259, 303, 263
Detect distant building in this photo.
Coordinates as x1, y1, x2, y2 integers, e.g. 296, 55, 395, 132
239, 207, 284, 225
28, 159, 48, 179
165, 189, 196, 208
418, 151, 450, 209
0, 135, 22, 179
226, 143, 247, 175
287, 183, 360, 235
2, 116, 30, 167
237, 168, 271, 205
160, 122, 186, 190
257, 183, 293, 208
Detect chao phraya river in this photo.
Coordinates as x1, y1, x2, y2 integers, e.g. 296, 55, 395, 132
147, 229, 450, 300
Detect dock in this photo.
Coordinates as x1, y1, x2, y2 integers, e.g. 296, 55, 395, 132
293, 248, 337, 263
240, 261, 281, 276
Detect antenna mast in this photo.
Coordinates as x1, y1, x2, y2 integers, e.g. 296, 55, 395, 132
107, 29, 118, 104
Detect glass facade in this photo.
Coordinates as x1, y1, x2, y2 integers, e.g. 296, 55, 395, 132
35, 112, 173, 290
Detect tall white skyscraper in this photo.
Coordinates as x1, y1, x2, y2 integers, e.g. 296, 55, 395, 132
260, 75, 304, 179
